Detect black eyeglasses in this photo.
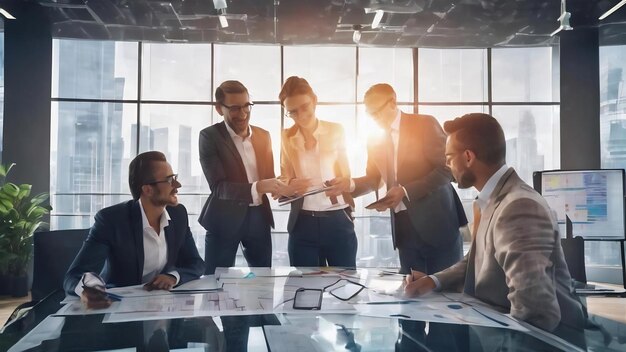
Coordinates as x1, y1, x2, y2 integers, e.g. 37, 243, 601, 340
221, 102, 254, 114
366, 98, 392, 117
284, 102, 313, 118
147, 174, 178, 186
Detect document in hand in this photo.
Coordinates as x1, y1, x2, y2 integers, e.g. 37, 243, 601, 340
170, 275, 221, 293
278, 185, 335, 206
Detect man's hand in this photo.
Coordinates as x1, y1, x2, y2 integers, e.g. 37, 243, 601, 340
404, 269, 436, 297
285, 178, 312, 197
371, 186, 406, 211
404, 269, 426, 285
325, 177, 351, 197
80, 286, 112, 310
256, 178, 288, 198
144, 274, 177, 291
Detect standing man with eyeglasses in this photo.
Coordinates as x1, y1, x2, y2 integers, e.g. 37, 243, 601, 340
199, 80, 302, 274
64, 151, 204, 309
328, 83, 467, 275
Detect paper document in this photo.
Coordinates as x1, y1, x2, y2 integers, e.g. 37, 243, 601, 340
8, 316, 66, 352
107, 284, 174, 298
278, 185, 334, 206
171, 275, 221, 293
357, 296, 528, 331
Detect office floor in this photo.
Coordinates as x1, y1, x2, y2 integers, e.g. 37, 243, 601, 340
587, 296, 626, 324
0, 294, 30, 326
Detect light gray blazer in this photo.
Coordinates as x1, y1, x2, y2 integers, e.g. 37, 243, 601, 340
434, 168, 586, 332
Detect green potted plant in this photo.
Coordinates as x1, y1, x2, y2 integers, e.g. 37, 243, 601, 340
0, 163, 51, 297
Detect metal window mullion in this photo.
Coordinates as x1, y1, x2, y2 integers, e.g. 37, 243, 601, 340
487, 48, 493, 116
413, 47, 419, 114
280, 45, 284, 130
136, 41, 142, 156
354, 46, 359, 132
211, 42, 215, 125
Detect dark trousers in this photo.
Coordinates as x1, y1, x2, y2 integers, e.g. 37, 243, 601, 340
288, 209, 357, 267
394, 210, 463, 275
220, 314, 281, 352
204, 206, 272, 275
394, 210, 463, 350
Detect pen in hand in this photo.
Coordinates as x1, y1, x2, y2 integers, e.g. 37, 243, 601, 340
404, 268, 418, 285
82, 285, 122, 302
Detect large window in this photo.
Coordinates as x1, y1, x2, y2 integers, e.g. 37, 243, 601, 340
596, 44, 626, 279
51, 41, 560, 268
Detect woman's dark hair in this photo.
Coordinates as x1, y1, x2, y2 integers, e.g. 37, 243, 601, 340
279, 76, 317, 105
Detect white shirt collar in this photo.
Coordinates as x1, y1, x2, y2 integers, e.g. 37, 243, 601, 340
476, 164, 509, 211
224, 120, 252, 140
295, 119, 321, 139
138, 198, 171, 231
390, 109, 401, 131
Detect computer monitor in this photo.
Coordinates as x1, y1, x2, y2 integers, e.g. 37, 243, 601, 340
533, 169, 626, 240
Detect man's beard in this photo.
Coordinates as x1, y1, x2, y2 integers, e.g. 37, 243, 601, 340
455, 169, 476, 189
151, 190, 177, 207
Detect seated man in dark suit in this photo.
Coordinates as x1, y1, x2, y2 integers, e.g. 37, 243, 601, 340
64, 151, 204, 309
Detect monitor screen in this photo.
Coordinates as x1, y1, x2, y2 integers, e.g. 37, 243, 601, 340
534, 169, 626, 240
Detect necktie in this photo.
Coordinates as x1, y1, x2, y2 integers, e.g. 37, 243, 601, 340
385, 129, 396, 188
463, 199, 482, 295
471, 199, 482, 240
384, 128, 398, 248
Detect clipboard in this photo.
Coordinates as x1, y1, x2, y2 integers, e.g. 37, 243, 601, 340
365, 195, 392, 210
278, 185, 335, 206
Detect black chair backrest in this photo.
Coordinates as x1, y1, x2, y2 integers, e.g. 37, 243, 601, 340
32, 229, 89, 301
561, 236, 587, 284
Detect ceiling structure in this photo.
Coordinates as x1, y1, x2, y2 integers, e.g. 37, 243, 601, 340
3, 0, 626, 47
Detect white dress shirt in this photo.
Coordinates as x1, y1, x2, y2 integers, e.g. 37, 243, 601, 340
388, 110, 409, 213
224, 121, 262, 206
293, 126, 348, 211
75, 200, 180, 296
429, 164, 509, 290
139, 199, 180, 284
349, 109, 409, 212
474, 164, 509, 213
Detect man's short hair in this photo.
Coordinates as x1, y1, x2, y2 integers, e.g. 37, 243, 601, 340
278, 76, 317, 105
215, 80, 248, 105
363, 83, 396, 105
128, 151, 167, 200
443, 113, 506, 165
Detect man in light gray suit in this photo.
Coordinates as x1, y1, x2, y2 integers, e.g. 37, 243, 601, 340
404, 113, 586, 347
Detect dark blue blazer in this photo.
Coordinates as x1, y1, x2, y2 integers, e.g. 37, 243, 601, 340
198, 122, 275, 238
64, 200, 204, 295
353, 113, 467, 248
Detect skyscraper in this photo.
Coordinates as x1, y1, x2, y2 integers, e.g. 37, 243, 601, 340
55, 41, 125, 229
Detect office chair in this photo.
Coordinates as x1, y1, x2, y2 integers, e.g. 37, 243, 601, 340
561, 236, 587, 284
31, 228, 89, 301
560, 215, 587, 284
3, 229, 89, 328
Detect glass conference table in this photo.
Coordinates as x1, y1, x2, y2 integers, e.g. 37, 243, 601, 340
0, 267, 624, 352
